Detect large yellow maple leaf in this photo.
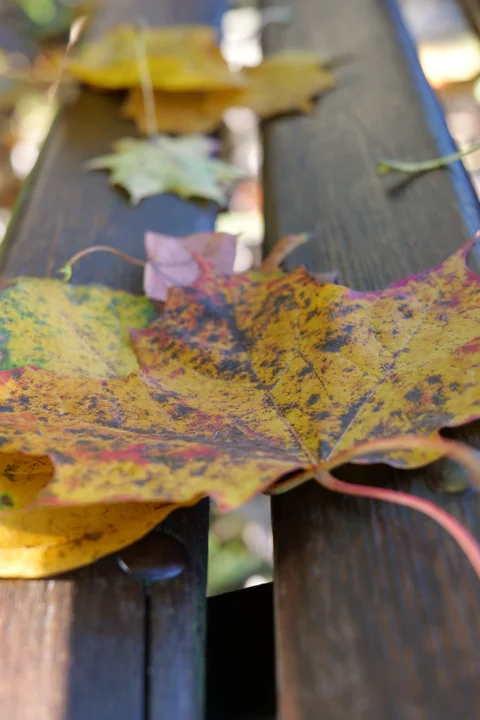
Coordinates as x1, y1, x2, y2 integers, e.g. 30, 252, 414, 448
123, 51, 335, 135
63, 24, 244, 90
1, 240, 480, 507
1, 242, 480, 576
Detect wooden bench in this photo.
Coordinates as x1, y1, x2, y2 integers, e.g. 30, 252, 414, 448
264, 1, 480, 718
0, 0, 479, 718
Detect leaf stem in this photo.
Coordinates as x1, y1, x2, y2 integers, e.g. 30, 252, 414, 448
134, 19, 158, 139
57, 245, 145, 281
317, 471, 480, 582
377, 141, 480, 175
48, 15, 88, 104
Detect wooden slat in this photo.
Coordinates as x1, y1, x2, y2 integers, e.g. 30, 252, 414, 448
0, 0, 226, 717
148, 505, 210, 720
0, 558, 145, 720
261, 0, 480, 718
458, 0, 480, 37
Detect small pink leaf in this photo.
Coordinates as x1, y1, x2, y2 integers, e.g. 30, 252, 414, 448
144, 231, 237, 301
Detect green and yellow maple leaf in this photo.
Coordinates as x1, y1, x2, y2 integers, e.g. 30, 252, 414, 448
0, 278, 170, 577
86, 135, 244, 205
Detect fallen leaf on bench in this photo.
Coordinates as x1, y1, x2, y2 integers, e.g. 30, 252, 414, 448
0, 458, 172, 577
0, 277, 185, 576
62, 24, 244, 90
143, 231, 322, 300
0, 240, 479, 522
123, 51, 335, 135
86, 135, 244, 205
122, 89, 226, 135
144, 231, 237, 301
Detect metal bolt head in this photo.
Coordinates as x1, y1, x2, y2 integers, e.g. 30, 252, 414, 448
117, 532, 188, 584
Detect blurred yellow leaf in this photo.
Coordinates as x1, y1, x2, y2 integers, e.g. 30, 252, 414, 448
227, 51, 335, 117
123, 89, 225, 135
123, 51, 335, 134
64, 24, 244, 90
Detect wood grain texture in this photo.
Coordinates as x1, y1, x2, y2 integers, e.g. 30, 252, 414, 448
0, 558, 145, 720
261, 0, 480, 718
0, 0, 225, 717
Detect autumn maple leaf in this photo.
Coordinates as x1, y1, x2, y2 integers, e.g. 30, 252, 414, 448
144, 231, 238, 301
123, 51, 335, 135
2, 241, 480, 578
61, 24, 244, 90
0, 240, 479, 516
86, 135, 244, 205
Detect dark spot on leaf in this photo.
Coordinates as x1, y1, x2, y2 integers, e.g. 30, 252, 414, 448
336, 396, 368, 434
3, 467, 15, 482
0, 493, 13, 507
273, 293, 292, 311
316, 324, 355, 353
405, 388, 422, 403
297, 366, 311, 379
174, 404, 194, 418
398, 304, 413, 318
82, 532, 102, 542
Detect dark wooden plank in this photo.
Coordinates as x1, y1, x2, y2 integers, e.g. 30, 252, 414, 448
0, 0, 226, 717
148, 505, 210, 720
261, 0, 480, 718
0, 557, 145, 720
458, 0, 480, 37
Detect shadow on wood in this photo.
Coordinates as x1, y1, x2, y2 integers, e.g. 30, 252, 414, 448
206, 583, 276, 720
